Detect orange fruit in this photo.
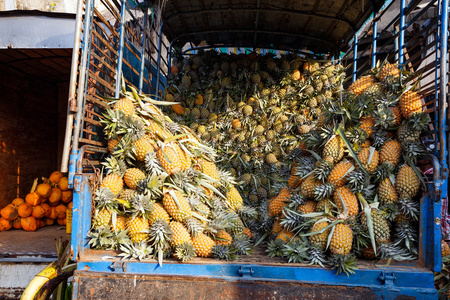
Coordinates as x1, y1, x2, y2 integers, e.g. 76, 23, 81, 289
12, 217, 22, 229
67, 201, 73, 209
31, 205, 46, 219
36, 183, 52, 198
40, 203, 51, 217
55, 204, 67, 219
48, 187, 62, 206
46, 218, 55, 226
25, 192, 41, 206
18, 203, 32, 218
61, 190, 73, 203
21, 216, 37, 231
36, 219, 45, 228
11, 198, 25, 208
49, 171, 64, 184
0, 218, 12, 231
58, 177, 69, 191
57, 218, 66, 226
1, 205, 18, 221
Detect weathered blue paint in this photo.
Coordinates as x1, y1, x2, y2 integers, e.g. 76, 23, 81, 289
352, 34, 358, 82
371, 19, 377, 68
398, 0, 406, 67
138, 4, 148, 94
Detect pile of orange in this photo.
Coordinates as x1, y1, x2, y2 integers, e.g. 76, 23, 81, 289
0, 171, 73, 231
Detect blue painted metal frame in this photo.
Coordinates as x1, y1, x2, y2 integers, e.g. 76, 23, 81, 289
115, 0, 126, 98
68, 0, 449, 297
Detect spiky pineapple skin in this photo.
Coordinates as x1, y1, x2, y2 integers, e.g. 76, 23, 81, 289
298, 201, 317, 214
113, 97, 135, 116
170, 221, 192, 247
380, 63, 400, 82
300, 175, 321, 199
330, 223, 353, 255
191, 232, 215, 257
163, 190, 192, 222
357, 147, 379, 173
93, 208, 112, 228
215, 230, 233, 246
124, 168, 145, 190
309, 221, 330, 250
333, 186, 359, 216
127, 216, 149, 243
348, 75, 375, 95
380, 140, 402, 167
322, 136, 344, 164
395, 165, 421, 199
100, 174, 124, 196
269, 187, 290, 217
328, 161, 353, 187
399, 90, 422, 119
361, 209, 390, 244
226, 186, 244, 211
378, 178, 398, 205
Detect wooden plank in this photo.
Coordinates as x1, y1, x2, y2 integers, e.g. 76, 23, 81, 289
88, 69, 115, 92
79, 138, 104, 146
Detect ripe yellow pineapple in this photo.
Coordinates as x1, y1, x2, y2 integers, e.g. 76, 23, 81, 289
215, 230, 233, 246
170, 221, 192, 247
194, 159, 220, 185
300, 175, 321, 199
348, 75, 375, 95
399, 90, 422, 119
329, 223, 353, 255
111, 214, 127, 231
333, 186, 359, 216
380, 140, 402, 167
93, 208, 112, 228
226, 186, 244, 211
309, 221, 331, 250
378, 177, 398, 205
133, 137, 155, 161
268, 187, 290, 217
113, 97, 135, 116
298, 201, 317, 214
322, 135, 344, 164
395, 165, 421, 198
100, 174, 124, 196
148, 202, 171, 225
157, 142, 188, 175
124, 168, 146, 190
127, 215, 149, 243
328, 160, 354, 187
359, 116, 376, 138
276, 229, 295, 242
357, 147, 379, 173
379, 63, 400, 82
191, 232, 215, 257
162, 189, 192, 222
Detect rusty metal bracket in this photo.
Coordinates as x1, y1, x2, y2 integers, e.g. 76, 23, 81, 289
379, 272, 397, 288
238, 266, 254, 278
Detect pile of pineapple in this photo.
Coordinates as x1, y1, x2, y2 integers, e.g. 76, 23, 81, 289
259, 62, 429, 274
165, 50, 345, 202
89, 87, 255, 263
0, 172, 72, 232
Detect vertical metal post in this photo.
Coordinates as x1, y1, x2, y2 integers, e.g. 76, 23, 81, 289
70, 0, 95, 186
138, 4, 149, 93
399, 0, 406, 67
115, 0, 126, 98
352, 34, 358, 82
61, 0, 84, 173
372, 19, 378, 68
155, 22, 164, 97
168, 42, 173, 82
441, 0, 449, 169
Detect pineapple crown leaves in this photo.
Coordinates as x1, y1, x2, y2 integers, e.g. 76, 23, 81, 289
212, 244, 238, 261
356, 193, 378, 256
101, 156, 127, 176
312, 160, 333, 182
282, 239, 309, 263
94, 187, 117, 209
280, 207, 305, 232
305, 245, 329, 267
376, 242, 416, 262
346, 168, 369, 193
378, 202, 399, 221
329, 253, 358, 276
266, 238, 286, 258
408, 112, 429, 132
137, 173, 165, 198
351, 222, 370, 252
402, 142, 427, 164
236, 205, 258, 221
148, 219, 173, 266
371, 129, 389, 149
345, 127, 367, 145
371, 162, 395, 183
232, 233, 253, 255
174, 242, 197, 262
393, 221, 418, 252
129, 194, 154, 219
118, 242, 154, 261
88, 227, 115, 250
314, 183, 335, 201
398, 197, 420, 221
373, 105, 397, 129
101, 108, 127, 139
144, 151, 164, 176
336, 126, 368, 175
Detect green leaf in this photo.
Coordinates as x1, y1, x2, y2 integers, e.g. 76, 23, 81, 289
357, 193, 377, 256
336, 127, 367, 174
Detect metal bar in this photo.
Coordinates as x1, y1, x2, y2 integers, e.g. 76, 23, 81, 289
155, 21, 164, 96
353, 34, 358, 82
115, 0, 126, 98
61, 0, 84, 173
399, 0, 406, 67
138, 4, 149, 93
372, 19, 378, 68
70, 0, 95, 186
440, 0, 448, 169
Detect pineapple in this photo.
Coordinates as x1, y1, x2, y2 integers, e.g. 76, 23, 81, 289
113, 97, 135, 116
124, 168, 146, 190
316, 198, 334, 212
395, 165, 421, 199
359, 116, 376, 138
163, 189, 192, 222
357, 147, 379, 173
378, 176, 398, 205
379, 140, 402, 167
214, 230, 233, 246
298, 201, 317, 214
111, 214, 127, 232
333, 186, 359, 216
226, 186, 244, 211
322, 135, 344, 164
348, 75, 375, 95
191, 232, 215, 257
379, 63, 400, 82
300, 175, 321, 199
309, 220, 331, 250
126, 195, 153, 243
268, 187, 290, 217
194, 159, 220, 185
361, 209, 390, 244
133, 137, 155, 161
328, 160, 354, 187
399, 90, 422, 119
157, 142, 188, 175
442, 240, 450, 258
169, 221, 192, 247
148, 202, 171, 225
329, 223, 353, 255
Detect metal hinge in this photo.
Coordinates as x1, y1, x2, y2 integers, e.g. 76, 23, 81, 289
238, 266, 254, 278
379, 272, 396, 288
111, 261, 125, 272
